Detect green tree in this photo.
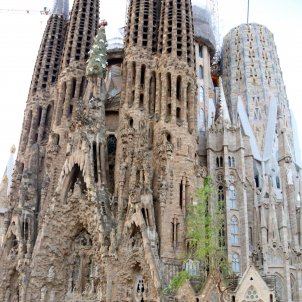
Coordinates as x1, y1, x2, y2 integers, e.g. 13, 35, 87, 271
162, 176, 230, 299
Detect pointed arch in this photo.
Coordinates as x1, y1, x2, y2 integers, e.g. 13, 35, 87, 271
61, 164, 87, 203
275, 274, 284, 301
290, 274, 297, 302
229, 185, 237, 209
232, 252, 240, 273
231, 215, 239, 245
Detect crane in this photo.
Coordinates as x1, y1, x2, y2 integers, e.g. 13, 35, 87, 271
0, 7, 50, 15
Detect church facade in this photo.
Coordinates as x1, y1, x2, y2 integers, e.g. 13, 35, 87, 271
0, 0, 301, 301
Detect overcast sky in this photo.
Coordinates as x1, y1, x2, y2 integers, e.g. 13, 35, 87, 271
0, 0, 301, 177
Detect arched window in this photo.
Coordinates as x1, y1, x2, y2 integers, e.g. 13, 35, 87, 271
218, 186, 224, 201
199, 45, 203, 58
140, 64, 146, 88
290, 274, 297, 302
176, 76, 182, 100
232, 157, 235, 167
230, 185, 237, 209
245, 286, 259, 301
219, 222, 225, 247
199, 86, 204, 101
232, 253, 240, 273
275, 274, 284, 301
198, 65, 203, 79
255, 174, 259, 188
167, 72, 172, 98
216, 157, 220, 168
198, 108, 204, 131
276, 176, 281, 189
231, 216, 239, 245
228, 156, 232, 167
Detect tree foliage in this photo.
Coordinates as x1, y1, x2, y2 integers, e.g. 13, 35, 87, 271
162, 176, 230, 296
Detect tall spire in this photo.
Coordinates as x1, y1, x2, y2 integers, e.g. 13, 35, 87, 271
125, 0, 160, 52
61, 0, 100, 68
29, 1, 68, 95
158, 0, 195, 65
1, 145, 15, 195
51, 0, 69, 19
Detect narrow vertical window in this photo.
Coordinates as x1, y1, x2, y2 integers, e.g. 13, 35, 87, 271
93, 142, 98, 183
276, 176, 281, 189
167, 73, 171, 98
37, 106, 43, 127
198, 65, 203, 79
255, 175, 259, 188
199, 86, 204, 101
149, 71, 156, 115
232, 157, 235, 167
216, 157, 220, 168
71, 78, 77, 99
199, 45, 203, 58
140, 65, 146, 88
179, 180, 183, 209
218, 186, 224, 201
176, 76, 181, 100
232, 253, 240, 273
229, 185, 237, 209
231, 216, 239, 245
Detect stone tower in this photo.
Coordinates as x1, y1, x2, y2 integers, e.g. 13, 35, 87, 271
0, 1, 69, 300
0, 1, 302, 302
220, 24, 302, 301
155, 0, 197, 265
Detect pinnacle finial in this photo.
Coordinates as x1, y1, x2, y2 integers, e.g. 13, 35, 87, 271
86, 22, 108, 79
10, 145, 16, 154
2, 175, 8, 183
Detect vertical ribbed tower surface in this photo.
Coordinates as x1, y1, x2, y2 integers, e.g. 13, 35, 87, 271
19, 0, 69, 158
125, 0, 160, 52
53, 0, 100, 131
121, 0, 160, 114
221, 23, 293, 155
113, 0, 162, 296
152, 0, 198, 271
29, 0, 69, 96
61, 0, 99, 68
158, 0, 195, 66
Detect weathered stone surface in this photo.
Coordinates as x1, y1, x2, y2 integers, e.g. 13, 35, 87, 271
0, 1, 301, 302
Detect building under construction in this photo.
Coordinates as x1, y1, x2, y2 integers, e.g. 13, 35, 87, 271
0, 0, 301, 301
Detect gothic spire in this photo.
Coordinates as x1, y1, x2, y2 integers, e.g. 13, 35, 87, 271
51, 0, 69, 19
